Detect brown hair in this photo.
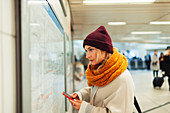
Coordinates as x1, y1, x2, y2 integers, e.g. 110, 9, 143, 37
97, 52, 112, 70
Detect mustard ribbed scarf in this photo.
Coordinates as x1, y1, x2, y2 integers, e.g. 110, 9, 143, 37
86, 48, 128, 87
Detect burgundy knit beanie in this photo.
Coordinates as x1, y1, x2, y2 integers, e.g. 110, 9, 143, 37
83, 25, 113, 54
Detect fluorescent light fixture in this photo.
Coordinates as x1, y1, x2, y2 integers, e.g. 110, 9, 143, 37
121, 37, 141, 40
144, 40, 161, 43
71, 1, 83, 3
83, 0, 155, 4
28, 1, 47, 4
108, 22, 126, 25
150, 21, 170, 25
131, 31, 162, 35
160, 37, 170, 39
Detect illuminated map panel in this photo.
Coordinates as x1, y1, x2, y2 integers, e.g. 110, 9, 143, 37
28, 1, 65, 113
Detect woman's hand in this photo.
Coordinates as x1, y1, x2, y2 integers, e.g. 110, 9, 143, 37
70, 93, 79, 100
69, 99, 83, 110
69, 93, 82, 110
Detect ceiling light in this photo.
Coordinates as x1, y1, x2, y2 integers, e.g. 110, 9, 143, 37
108, 22, 126, 25
131, 31, 162, 35
143, 40, 162, 43
150, 21, 170, 25
28, 1, 47, 4
121, 37, 141, 40
159, 37, 170, 39
83, 0, 155, 4
71, 1, 83, 4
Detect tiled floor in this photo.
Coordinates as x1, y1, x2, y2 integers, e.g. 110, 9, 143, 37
130, 70, 170, 113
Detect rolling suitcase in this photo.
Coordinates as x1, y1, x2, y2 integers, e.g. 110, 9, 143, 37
153, 77, 164, 88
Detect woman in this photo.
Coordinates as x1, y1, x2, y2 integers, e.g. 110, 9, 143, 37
69, 26, 135, 113
151, 50, 160, 77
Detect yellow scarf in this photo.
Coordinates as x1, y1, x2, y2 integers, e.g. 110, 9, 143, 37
86, 48, 128, 87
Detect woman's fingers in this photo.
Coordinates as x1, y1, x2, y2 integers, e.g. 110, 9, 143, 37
70, 93, 79, 100
72, 93, 78, 98
69, 99, 74, 104
73, 100, 83, 110
74, 99, 82, 103
69, 99, 83, 110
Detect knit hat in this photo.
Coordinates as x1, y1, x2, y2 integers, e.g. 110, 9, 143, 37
83, 25, 113, 54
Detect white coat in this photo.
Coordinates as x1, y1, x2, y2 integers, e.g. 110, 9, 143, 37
76, 69, 135, 113
151, 55, 160, 71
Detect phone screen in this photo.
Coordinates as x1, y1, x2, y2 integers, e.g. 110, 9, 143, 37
62, 91, 74, 100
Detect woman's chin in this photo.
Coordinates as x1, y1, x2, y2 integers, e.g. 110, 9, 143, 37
91, 62, 98, 65
90, 62, 96, 65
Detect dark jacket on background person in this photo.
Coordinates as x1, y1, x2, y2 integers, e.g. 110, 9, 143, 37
145, 54, 151, 70
159, 54, 164, 71
162, 46, 170, 76
163, 55, 170, 76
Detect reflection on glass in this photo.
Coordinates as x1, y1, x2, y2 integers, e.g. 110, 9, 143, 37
28, 1, 65, 113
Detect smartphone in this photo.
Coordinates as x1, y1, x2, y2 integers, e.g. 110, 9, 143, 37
62, 91, 75, 100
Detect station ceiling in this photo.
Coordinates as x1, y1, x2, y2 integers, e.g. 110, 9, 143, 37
69, 0, 170, 44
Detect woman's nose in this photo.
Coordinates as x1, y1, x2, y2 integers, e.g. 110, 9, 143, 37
86, 52, 90, 59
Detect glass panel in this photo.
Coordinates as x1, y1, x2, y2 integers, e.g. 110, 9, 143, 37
22, 0, 65, 113
65, 34, 73, 110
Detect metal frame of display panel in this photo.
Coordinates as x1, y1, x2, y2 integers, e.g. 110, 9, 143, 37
64, 33, 68, 111
21, 0, 31, 111
15, 0, 22, 113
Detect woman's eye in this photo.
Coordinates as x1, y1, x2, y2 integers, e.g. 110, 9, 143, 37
89, 49, 94, 51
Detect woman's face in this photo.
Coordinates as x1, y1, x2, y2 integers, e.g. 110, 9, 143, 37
84, 45, 106, 65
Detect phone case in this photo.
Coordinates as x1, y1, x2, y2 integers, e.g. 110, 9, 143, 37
62, 91, 74, 100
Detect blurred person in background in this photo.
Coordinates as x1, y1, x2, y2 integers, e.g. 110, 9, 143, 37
151, 50, 160, 77
163, 46, 170, 91
80, 52, 89, 71
159, 52, 164, 75
68, 26, 135, 113
145, 53, 151, 70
